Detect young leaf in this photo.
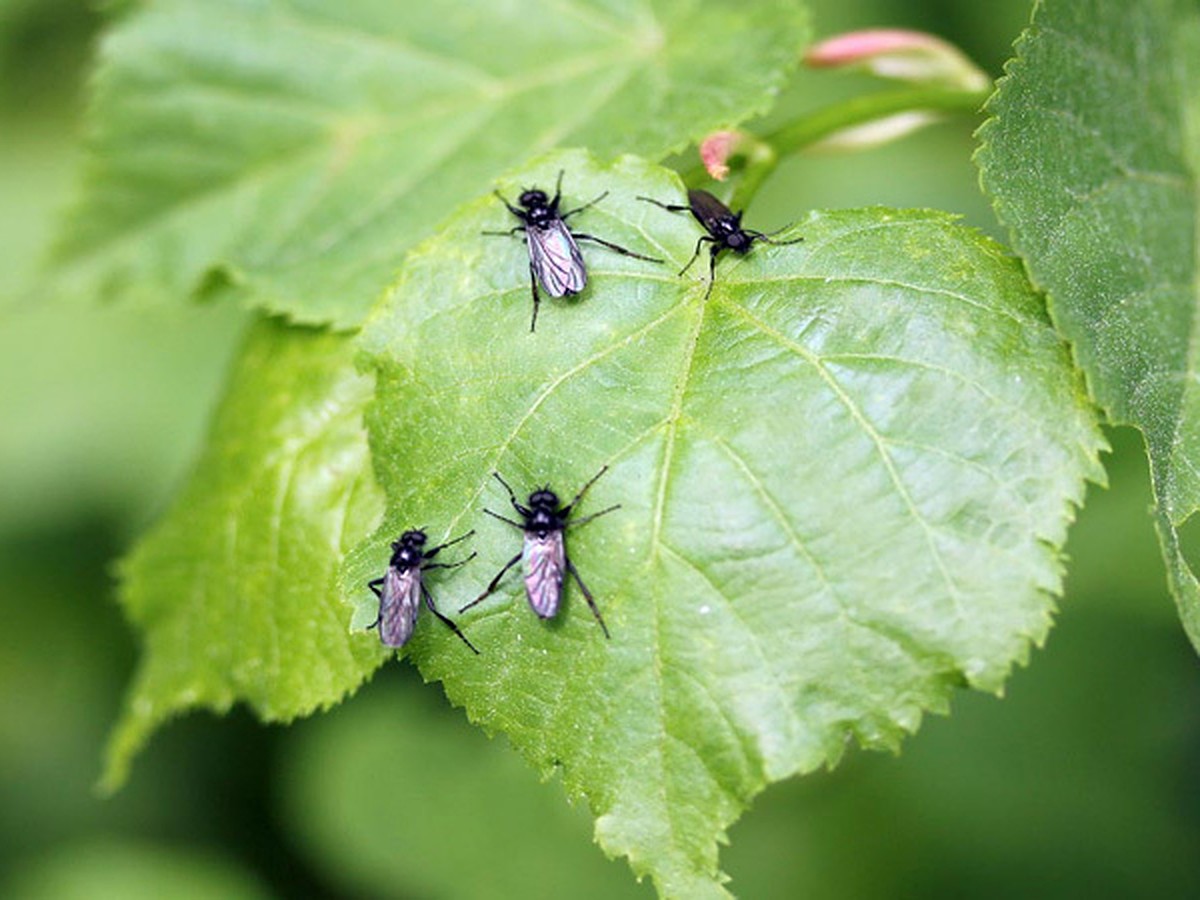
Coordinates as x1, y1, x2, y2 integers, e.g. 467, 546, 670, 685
976, 0, 1200, 650
51, 0, 808, 327
347, 151, 1105, 896
102, 317, 386, 791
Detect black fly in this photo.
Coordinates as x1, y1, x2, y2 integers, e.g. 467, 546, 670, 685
368, 529, 479, 654
637, 188, 803, 299
459, 467, 618, 637
490, 170, 662, 332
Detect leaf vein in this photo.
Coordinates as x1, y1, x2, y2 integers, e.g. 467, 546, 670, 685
659, 539, 796, 769
443, 302, 689, 537
718, 297, 969, 620
271, 1, 498, 87
739, 274, 1030, 329
649, 299, 707, 556
818, 351, 1072, 449
698, 429, 933, 663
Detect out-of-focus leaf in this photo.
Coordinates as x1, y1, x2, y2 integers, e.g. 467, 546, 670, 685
102, 317, 386, 791
51, 0, 808, 326
2, 839, 273, 900
0, 303, 247, 534
976, 0, 1200, 650
283, 672, 652, 900
345, 150, 1104, 896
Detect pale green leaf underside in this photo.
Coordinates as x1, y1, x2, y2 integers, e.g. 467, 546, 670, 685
102, 318, 386, 792
52, 0, 807, 327
976, 0, 1200, 649
347, 151, 1104, 896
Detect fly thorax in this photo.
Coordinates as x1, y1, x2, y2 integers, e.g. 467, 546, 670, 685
528, 510, 554, 530
392, 549, 420, 569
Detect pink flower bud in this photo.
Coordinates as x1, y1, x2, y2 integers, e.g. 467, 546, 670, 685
809, 111, 942, 152
699, 130, 745, 181
805, 29, 990, 91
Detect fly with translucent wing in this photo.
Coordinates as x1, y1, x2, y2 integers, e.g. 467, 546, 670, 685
490, 170, 663, 331
460, 467, 618, 637
367, 529, 479, 654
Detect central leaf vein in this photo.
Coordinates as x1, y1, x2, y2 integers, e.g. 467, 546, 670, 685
650, 298, 707, 556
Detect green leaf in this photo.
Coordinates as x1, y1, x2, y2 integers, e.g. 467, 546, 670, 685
346, 150, 1105, 896
1, 840, 272, 900
102, 316, 386, 792
0, 303, 246, 534
283, 675, 652, 900
51, 0, 808, 327
976, 0, 1200, 649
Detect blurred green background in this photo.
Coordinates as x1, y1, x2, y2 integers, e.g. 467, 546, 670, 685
2, 1, 1197, 897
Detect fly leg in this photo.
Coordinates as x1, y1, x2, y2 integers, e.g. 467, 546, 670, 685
483, 508, 524, 529
561, 190, 609, 220
421, 583, 479, 654
493, 190, 527, 219
492, 472, 531, 518
572, 233, 662, 263
702, 242, 722, 300
563, 464, 608, 513
528, 260, 541, 332
482, 220, 536, 329
425, 529, 475, 558
636, 196, 691, 214
566, 557, 611, 639
366, 577, 384, 628
679, 234, 712, 277
459, 551, 522, 613
745, 225, 805, 246
565, 505, 619, 529
423, 552, 477, 572
548, 169, 565, 208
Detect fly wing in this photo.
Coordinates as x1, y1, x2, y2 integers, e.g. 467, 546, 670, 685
378, 566, 421, 648
527, 220, 586, 296
523, 531, 566, 618
686, 189, 734, 232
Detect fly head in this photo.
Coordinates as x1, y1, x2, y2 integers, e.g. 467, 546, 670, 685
519, 188, 549, 210
724, 228, 753, 253
391, 529, 428, 567
528, 488, 560, 511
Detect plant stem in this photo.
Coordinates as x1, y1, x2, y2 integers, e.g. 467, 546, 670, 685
681, 85, 991, 208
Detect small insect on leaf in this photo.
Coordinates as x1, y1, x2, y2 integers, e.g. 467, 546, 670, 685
637, 188, 804, 299
488, 170, 663, 332
460, 467, 619, 637
367, 529, 479, 654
